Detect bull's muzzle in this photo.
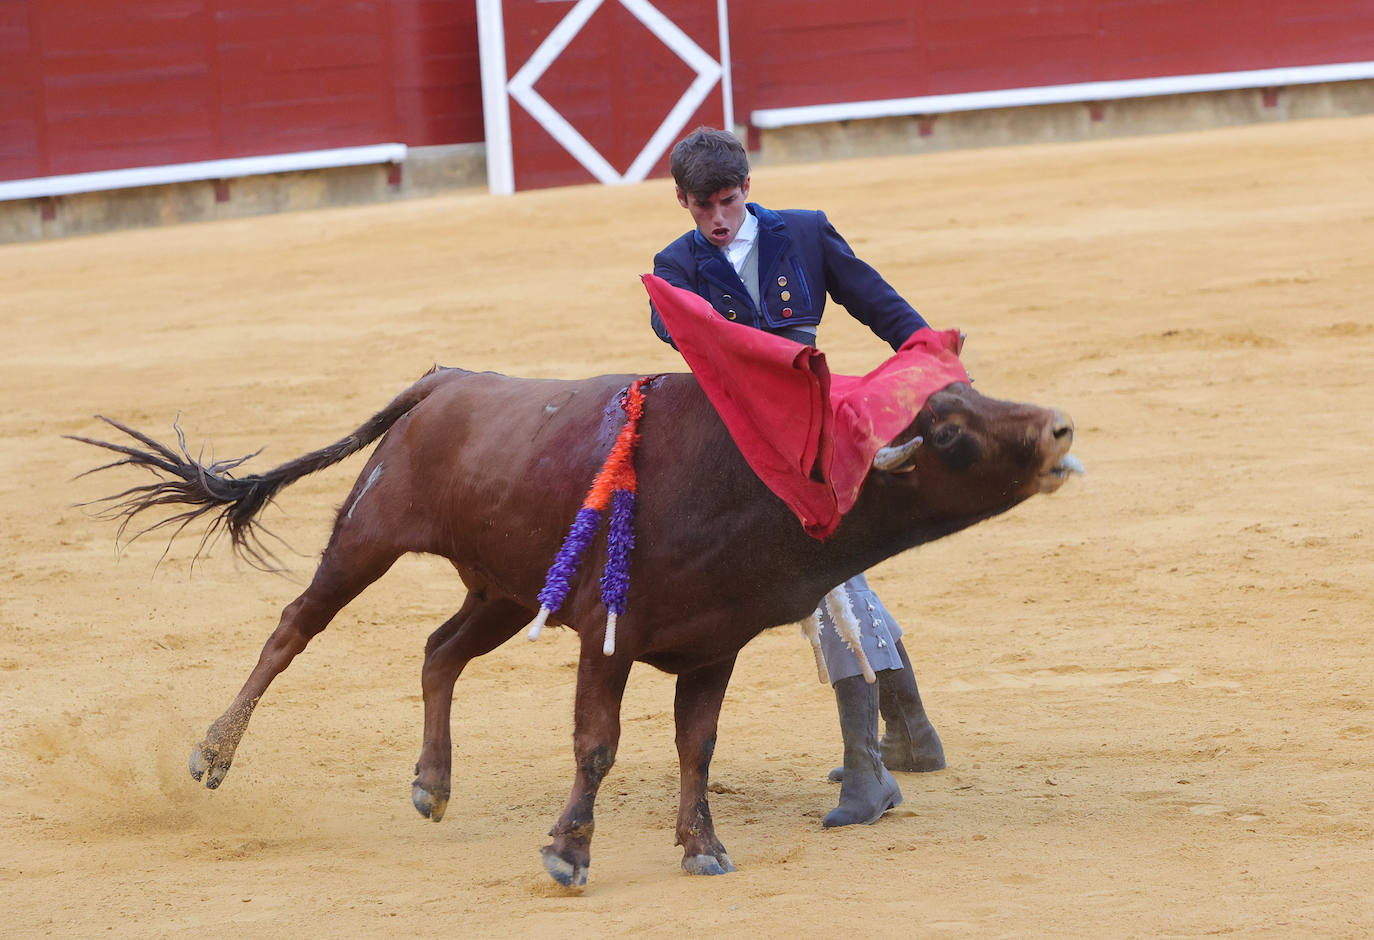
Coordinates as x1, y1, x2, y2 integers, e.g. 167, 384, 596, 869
1037, 411, 1082, 493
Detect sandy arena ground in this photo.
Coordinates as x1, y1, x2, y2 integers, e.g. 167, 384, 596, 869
2, 116, 1372, 937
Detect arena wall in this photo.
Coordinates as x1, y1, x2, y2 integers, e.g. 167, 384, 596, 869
2, 0, 1372, 241
1, 0, 481, 180
727, 1, 1374, 115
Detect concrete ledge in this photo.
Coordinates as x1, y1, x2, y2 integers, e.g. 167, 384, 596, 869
0, 142, 487, 243
0, 144, 408, 202
752, 80, 1374, 165
402, 142, 488, 195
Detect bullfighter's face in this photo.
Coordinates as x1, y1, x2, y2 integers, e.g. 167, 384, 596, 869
678, 179, 750, 248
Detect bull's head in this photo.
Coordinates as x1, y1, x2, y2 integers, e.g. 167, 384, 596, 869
872, 382, 1081, 514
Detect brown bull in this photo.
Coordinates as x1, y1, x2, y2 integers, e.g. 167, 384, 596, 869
72, 365, 1077, 887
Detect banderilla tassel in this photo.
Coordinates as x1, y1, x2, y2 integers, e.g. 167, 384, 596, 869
598, 487, 637, 655
527, 379, 648, 647
527, 506, 602, 641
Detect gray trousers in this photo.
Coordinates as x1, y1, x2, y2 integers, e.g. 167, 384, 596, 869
815, 573, 905, 684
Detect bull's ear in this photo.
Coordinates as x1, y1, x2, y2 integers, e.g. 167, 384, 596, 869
872, 436, 923, 472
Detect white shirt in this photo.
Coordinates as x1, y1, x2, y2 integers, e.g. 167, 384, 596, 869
722, 209, 759, 277
722, 209, 816, 341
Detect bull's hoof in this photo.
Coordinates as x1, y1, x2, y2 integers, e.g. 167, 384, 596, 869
411, 782, 449, 822
189, 741, 231, 790
540, 845, 588, 888
682, 852, 736, 876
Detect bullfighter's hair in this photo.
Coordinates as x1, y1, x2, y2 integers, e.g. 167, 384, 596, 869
670, 127, 749, 202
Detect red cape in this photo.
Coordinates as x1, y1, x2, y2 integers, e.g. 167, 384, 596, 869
643, 274, 969, 538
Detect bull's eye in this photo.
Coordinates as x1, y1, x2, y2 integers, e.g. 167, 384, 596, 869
930, 423, 980, 470
929, 423, 961, 448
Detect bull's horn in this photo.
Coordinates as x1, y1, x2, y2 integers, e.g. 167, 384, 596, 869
872, 435, 923, 472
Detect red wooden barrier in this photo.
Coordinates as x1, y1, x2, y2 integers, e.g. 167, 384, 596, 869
3, 0, 1372, 188
727, 1, 1374, 113
1, 0, 483, 183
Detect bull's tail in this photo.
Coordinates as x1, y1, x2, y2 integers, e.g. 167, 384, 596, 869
68, 365, 459, 570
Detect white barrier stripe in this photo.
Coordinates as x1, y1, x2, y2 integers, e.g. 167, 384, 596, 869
750, 61, 1374, 129
717, 0, 734, 132
619, 0, 724, 182
476, 0, 515, 196
626, 65, 721, 183
1, 143, 408, 202
513, 84, 623, 185
505, 0, 622, 185
509, 0, 603, 94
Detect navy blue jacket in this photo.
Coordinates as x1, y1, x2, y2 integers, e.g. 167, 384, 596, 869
650, 203, 927, 350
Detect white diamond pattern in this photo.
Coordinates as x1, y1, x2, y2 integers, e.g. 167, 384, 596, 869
506, 0, 724, 185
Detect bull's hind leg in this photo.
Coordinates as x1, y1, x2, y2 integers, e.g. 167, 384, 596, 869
542, 634, 633, 888
411, 591, 532, 822
674, 656, 738, 875
189, 533, 401, 789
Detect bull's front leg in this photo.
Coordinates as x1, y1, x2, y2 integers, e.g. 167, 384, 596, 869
674, 655, 738, 875
541, 635, 633, 888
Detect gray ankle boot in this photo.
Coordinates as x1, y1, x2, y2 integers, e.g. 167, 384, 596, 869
877, 638, 946, 772
823, 675, 903, 828
829, 640, 945, 782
